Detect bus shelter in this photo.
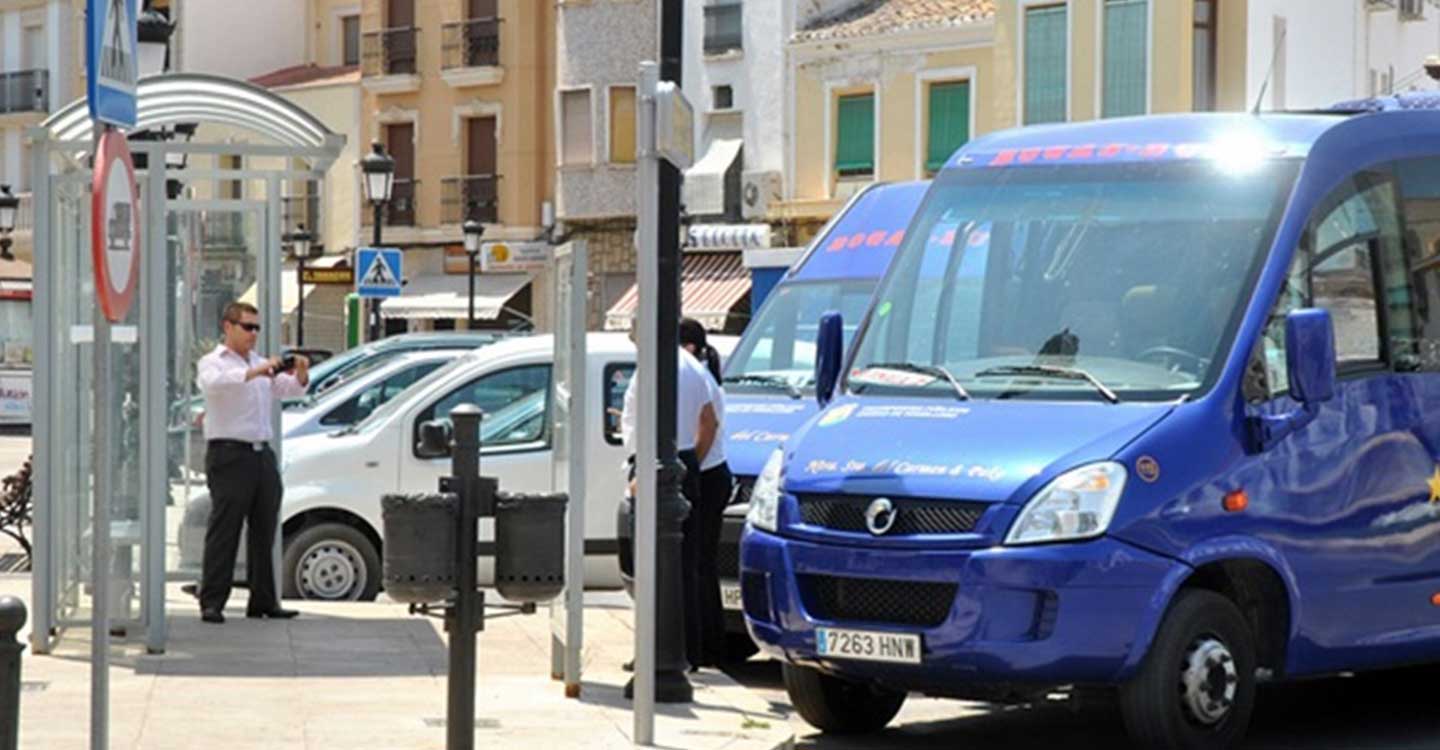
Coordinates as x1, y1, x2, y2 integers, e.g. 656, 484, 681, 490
28, 74, 344, 654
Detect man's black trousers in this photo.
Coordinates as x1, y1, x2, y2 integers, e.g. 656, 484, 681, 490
200, 441, 283, 613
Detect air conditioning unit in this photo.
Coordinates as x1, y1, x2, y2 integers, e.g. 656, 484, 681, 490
741, 170, 782, 220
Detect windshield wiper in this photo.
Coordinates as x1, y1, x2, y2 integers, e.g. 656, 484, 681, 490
723, 374, 802, 399
973, 364, 1121, 404
857, 361, 970, 401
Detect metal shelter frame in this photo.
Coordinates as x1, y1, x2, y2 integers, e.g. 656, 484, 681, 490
29, 73, 344, 655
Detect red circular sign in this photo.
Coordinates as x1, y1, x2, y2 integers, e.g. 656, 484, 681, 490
91, 129, 142, 323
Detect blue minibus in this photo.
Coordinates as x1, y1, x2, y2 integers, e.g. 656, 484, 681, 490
741, 98, 1440, 748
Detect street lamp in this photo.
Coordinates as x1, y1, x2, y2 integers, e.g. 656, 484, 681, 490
361, 142, 396, 341
136, 7, 176, 79
0, 185, 17, 262
285, 224, 317, 346
462, 219, 485, 329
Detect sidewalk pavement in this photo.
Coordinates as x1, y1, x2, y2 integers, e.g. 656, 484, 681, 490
1, 577, 794, 750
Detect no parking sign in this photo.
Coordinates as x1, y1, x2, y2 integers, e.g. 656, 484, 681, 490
91, 129, 142, 322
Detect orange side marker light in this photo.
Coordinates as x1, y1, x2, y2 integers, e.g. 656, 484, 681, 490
1431, 593, 1440, 607
1223, 490, 1249, 513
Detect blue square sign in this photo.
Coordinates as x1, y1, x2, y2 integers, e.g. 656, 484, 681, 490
87, 0, 139, 128
356, 247, 403, 298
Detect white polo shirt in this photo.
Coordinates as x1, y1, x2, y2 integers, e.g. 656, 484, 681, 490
621, 348, 721, 458
196, 345, 306, 443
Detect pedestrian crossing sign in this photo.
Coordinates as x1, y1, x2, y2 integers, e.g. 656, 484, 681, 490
356, 247, 403, 298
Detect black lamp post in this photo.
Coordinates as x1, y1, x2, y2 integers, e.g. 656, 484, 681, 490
137, 7, 175, 79
285, 224, 317, 347
0, 185, 17, 262
361, 141, 396, 341
462, 219, 485, 329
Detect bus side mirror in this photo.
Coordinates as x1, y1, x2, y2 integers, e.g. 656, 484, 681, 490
1286, 308, 1336, 406
814, 311, 843, 408
1248, 308, 1336, 452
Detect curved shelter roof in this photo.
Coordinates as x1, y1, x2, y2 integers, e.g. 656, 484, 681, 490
40, 73, 344, 169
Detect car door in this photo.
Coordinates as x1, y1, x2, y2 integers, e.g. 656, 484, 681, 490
1252, 167, 1440, 668
397, 359, 554, 498
590, 356, 635, 547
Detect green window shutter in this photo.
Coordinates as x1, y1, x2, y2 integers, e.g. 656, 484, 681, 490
1024, 4, 1068, 125
926, 81, 970, 173
1103, 0, 1147, 118
835, 94, 875, 175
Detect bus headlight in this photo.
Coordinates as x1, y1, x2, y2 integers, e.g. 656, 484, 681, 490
1005, 462, 1127, 545
746, 449, 785, 533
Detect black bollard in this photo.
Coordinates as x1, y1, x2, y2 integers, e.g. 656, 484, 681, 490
0, 596, 26, 750
447, 405, 486, 750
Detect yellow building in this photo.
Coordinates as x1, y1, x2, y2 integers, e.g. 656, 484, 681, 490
359, 0, 556, 333
780, 0, 1252, 234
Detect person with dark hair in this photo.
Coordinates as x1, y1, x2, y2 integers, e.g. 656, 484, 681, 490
620, 318, 722, 670
195, 301, 308, 624
679, 317, 733, 666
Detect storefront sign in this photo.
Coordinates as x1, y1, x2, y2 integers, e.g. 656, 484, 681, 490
300, 267, 354, 285
480, 241, 550, 273
0, 371, 32, 424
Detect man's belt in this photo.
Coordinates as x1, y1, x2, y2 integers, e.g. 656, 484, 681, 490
208, 439, 270, 452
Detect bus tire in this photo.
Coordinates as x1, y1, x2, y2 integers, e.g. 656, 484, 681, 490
782, 663, 905, 735
1120, 589, 1257, 750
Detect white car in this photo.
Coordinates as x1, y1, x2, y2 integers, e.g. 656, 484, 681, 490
179, 333, 645, 600
280, 351, 453, 440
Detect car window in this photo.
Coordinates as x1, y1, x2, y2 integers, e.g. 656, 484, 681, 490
320, 360, 446, 427
415, 364, 552, 453
603, 363, 636, 445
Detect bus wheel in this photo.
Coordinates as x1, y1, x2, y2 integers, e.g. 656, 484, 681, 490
782, 663, 905, 734
1120, 589, 1257, 750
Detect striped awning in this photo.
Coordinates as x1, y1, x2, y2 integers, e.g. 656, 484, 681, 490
605, 251, 750, 332
380, 272, 532, 320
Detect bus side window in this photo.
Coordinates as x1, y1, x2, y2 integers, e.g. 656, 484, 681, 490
1303, 171, 1406, 372
1393, 157, 1440, 371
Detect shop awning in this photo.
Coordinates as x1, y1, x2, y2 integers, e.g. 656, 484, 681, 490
240, 254, 349, 315
687, 223, 772, 250
605, 251, 749, 332
0, 279, 32, 300
682, 138, 743, 217
380, 272, 532, 320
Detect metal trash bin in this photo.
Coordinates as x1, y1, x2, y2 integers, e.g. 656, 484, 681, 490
382, 492, 458, 604
494, 491, 568, 603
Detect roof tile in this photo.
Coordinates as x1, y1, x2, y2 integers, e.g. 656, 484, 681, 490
794, 0, 994, 43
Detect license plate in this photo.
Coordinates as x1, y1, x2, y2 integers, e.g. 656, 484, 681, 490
816, 627, 922, 664
720, 582, 743, 611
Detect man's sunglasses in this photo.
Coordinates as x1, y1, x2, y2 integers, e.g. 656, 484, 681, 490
231, 322, 261, 333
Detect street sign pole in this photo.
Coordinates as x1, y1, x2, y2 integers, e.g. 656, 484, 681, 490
631, 60, 660, 746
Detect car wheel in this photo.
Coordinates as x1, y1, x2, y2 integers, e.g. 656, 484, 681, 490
282, 523, 381, 601
1119, 589, 1257, 750
782, 662, 905, 735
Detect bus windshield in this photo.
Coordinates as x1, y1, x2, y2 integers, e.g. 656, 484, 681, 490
723, 279, 880, 394
847, 159, 1299, 402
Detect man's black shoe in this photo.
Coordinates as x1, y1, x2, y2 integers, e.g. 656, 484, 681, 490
246, 608, 300, 620
200, 609, 225, 624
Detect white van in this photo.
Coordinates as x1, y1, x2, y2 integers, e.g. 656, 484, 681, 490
179, 333, 642, 600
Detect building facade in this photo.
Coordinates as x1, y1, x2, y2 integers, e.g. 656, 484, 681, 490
359, 0, 556, 334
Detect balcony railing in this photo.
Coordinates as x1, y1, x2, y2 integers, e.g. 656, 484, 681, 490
281, 194, 321, 236
0, 69, 49, 114
361, 27, 420, 77
442, 17, 501, 70
441, 175, 499, 224
703, 3, 743, 54
361, 179, 418, 227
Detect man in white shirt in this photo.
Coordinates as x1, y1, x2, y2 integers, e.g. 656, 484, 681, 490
196, 302, 309, 624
